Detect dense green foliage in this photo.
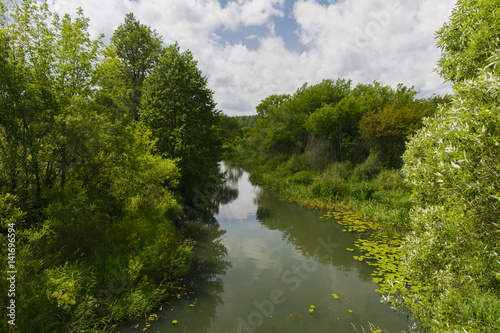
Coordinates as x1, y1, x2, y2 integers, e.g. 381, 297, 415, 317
234, 114, 258, 128
400, 0, 500, 330
436, 0, 500, 83
140, 43, 223, 201
111, 13, 163, 121
229, 79, 445, 228
0, 1, 222, 332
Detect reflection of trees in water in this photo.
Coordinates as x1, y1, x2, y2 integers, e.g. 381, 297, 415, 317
178, 215, 231, 330
175, 173, 235, 330
224, 166, 244, 186
253, 189, 376, 282
184, 177, 239, 219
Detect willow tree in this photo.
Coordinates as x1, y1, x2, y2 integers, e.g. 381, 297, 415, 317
401, 0, 500, 330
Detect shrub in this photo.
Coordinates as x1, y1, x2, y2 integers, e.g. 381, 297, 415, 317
351, 151, 381, 181
311, 174, 346, 198
288, 171, 314, 185
348, 182, 374, 200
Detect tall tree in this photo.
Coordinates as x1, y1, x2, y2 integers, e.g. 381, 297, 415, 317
111, 13, 163, 121
140, 43, 223, 201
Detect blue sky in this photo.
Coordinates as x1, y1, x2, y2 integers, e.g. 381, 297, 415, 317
49, 0, 457, 115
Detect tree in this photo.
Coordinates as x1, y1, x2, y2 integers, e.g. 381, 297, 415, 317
436, 0, 500, 83
140, 43, 223, 201
401, 1, 500, 327
111, 13, 163, 121
359, 102, 434, 168
306, 95, 367, 163
220, 114, 242, 144
0, 3, 192, 332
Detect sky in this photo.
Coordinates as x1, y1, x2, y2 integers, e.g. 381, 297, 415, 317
48, 0, 457, 116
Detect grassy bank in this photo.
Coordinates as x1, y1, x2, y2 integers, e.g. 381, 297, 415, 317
241, 152, 412, 230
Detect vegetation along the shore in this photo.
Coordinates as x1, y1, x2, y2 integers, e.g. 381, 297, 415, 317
1, 0, 499, 332
0, 1, 223, 332
226, 0, 500, 331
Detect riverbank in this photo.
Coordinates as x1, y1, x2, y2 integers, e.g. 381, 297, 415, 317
110, 163, 413, 333
229, 155, 413, 231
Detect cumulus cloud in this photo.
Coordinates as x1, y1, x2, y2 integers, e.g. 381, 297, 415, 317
48, 0, 455, 115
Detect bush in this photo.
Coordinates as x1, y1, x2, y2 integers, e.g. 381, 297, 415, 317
351, 151, 381, 181
288, 171, 314, 185
401, 56, 500, 331
324, 161, 353, 180
348, 182, 374, 200
373, 169, 408, 192
286, 154, 309, 173
311, 174, 346, 198
303, 137, 333, 171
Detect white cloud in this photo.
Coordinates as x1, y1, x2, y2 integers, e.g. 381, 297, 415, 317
47, 0, 456, 115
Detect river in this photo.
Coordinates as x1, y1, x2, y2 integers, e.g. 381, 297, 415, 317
116, 164, 412, 332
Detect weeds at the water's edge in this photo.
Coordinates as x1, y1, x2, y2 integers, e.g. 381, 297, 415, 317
350, 320, 418, 333
321, 211, 424, 331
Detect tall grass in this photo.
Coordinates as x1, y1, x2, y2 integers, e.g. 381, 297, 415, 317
248, 154, 412, 229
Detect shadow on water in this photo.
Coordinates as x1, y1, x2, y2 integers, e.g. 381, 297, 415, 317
254, 189, 377, 282
114, 164, 412, 333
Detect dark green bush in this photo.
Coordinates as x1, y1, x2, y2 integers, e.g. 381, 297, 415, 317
288, 171, 314, 185
351, 152, 381, 181
348, 182, 374, 200
311, 174, 346, 198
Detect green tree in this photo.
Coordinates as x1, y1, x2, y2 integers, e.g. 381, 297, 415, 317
140, 43, 223, 200
401, 3, 500, 329
111, 13, 163, 120
306, 95, 367, 162
0, 3, 193, 332
436, 0, 500, 83
359, 102, 434, 168
220, 114, 242, 144
401, 2, 500, 326
402, 58, 500, 331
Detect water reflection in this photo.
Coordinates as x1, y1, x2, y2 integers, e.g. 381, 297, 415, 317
178, 216, 231, 331
116, 164, 409, 333
254, 189, 377, 282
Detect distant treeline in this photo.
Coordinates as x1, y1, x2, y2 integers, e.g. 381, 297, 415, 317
228, 78, 449, 169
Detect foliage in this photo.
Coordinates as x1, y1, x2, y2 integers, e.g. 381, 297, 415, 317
0, 2, 227, 332
111, 13, 163, 120
140, 43, 224, 201
227, 78, 443, 232
220, 114, 242, 144
398, 1, 500, 329
235, 79, 441, 171
306, 95, 367, 162
401, 55, 500, 331
249, 158, 412, 229
436, 0, 500, 83
359, 102, 436, 168
234, 114, 258, 128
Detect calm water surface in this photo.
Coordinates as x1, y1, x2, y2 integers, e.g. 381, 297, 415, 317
117, 165, 411, 333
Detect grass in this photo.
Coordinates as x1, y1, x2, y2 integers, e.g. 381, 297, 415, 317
247, 157, 413, 230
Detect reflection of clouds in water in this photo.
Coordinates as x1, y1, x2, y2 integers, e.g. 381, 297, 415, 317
216, 169, 262, 221
223, 235, 282, 274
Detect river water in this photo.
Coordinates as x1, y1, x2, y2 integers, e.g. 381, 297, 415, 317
117, 165, 411, 333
